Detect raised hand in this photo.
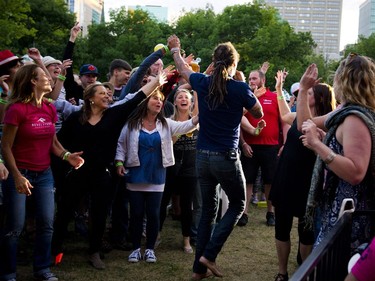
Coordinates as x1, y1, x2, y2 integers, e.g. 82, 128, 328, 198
28, 48, 42, 62
275, 70, 284, 91
59, 59, 73, 76
70, 22, 82, 42
300, 64, 320, 91
167, 34, 181, 50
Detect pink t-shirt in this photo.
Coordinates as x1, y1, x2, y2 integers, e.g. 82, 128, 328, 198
4, 101, 58, 171
352, 237, 375, 281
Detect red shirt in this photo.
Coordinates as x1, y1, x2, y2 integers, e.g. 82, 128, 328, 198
243, 88, 280, 145
4, 101, 58, 171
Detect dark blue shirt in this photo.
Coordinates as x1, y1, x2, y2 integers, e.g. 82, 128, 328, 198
189, 73, 257, 152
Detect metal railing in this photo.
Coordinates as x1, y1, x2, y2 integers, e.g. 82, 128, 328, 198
290, 199, 375, 281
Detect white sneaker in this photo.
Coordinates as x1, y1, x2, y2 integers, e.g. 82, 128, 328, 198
128, 248, 142, 263
144, 249, 157, 263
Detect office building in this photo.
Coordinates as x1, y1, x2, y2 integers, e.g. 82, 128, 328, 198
264, 0, 342, 59
358, 0, 375, 38
65, 0, 103, 36
128, 5, 168, 23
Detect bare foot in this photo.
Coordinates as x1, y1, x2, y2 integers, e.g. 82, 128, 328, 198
191, 269, 213, 280
199, 256, 223, 277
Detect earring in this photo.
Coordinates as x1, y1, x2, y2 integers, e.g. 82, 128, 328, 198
90, 100, 94, 105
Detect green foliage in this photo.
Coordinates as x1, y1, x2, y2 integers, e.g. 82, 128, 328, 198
0, 0, 36, 52
3, 1, 329, 88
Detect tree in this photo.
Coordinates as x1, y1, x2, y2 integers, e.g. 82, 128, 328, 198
0, 0, 36, 52
15, 0, 76, 58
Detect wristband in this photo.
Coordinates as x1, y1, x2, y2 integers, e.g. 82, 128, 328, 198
241, 142, 247, 147
62, 151, 71, 161
277, 95, 284, 100
115, 161, 124, 167
0, 159, 4, 164
323, 151, 337, 165
57, 74, 66, 81
163, 45, 169, 54
254, 127, 262, 136
170, 47, 180, 56
0, 98, 8, 105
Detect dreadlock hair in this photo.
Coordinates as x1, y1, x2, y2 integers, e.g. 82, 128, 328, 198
207, 42, 239, 110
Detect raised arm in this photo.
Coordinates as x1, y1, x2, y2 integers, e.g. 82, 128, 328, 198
275, 70, 295, 125
296, 64, 326, 131
168, 35, 194, 83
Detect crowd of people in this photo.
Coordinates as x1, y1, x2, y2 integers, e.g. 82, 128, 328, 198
0, 22, 374, 281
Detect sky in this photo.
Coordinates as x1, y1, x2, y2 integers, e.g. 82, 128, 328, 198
104, 0, 366, 50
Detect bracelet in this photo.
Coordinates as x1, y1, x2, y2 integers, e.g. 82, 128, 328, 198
0, 98, 8, 105
241, 142, 247, 147
170, 47, 180, 56
62, 151, 71, 161
254, 127, 262, 136
323, 151, 337, 165
277, 95, 284, 100
115, 161, 124, 167
57, 74, 66, 81
0, 159, 4, 164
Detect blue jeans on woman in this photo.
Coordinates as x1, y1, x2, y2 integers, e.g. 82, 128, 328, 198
193, 151, 246, 274
129, 190, 163, 250
0, 168, 55, 280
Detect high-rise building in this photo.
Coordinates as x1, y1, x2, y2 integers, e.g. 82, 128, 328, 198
128, 5, 168, 23
358, 0, 375, 38
65, 0, 103, 36
264, 0, 343, 60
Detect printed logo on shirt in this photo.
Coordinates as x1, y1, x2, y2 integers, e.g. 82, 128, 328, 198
263, 99, 273, 105
37, 118, 46, 123
32, 117, 52, 127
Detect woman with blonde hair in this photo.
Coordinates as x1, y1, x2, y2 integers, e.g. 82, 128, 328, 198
299, 55, 375, 254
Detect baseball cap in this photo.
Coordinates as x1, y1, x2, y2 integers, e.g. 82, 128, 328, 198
42, 56, 62, 67
109, 59, 132, 73
79, 64, 99, 76
0, 50, 21, 66
290, 82, 300, 96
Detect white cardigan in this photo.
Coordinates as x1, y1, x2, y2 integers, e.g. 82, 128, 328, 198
116, 118, 196, 168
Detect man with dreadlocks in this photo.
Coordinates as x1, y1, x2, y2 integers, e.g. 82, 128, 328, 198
168, 34, 263, 280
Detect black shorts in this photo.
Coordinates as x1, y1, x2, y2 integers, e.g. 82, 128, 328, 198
241, 145, 278, 184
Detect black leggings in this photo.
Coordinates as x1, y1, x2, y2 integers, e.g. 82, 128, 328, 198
274, 207, 314, 245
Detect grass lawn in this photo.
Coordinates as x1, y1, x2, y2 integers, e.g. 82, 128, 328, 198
16, 204, 299, 281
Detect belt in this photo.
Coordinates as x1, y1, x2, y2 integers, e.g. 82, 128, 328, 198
197, 149, 228, 156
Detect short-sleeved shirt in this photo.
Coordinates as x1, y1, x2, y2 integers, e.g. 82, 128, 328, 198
4, 101, 58, 171
189, 73, 257, 152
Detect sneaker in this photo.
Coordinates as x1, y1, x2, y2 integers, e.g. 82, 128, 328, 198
266, 212, 275, 226
251, 194, 259, 205
88, 252, 105, 270
274, 273, 289, 281
34, 272, 58, 281
144, 249, 157, 263
236, 213, 248, 227
128, 248, 142, 263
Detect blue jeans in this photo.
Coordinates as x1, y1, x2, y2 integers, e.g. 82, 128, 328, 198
193, 151, 246, 274
129, 190, 163, 250
0, 168, 55, 280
